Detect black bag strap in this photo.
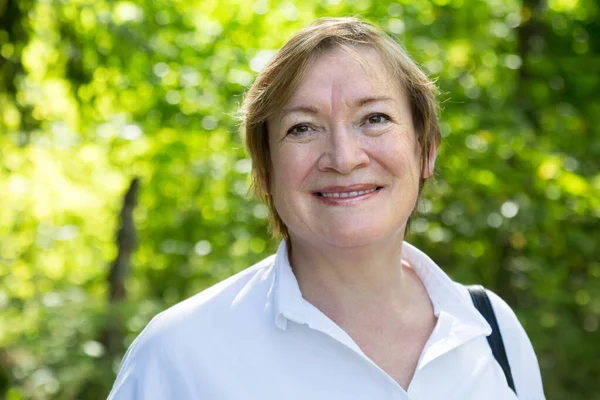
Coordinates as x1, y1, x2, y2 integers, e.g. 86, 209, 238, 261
467, 285, 517, 395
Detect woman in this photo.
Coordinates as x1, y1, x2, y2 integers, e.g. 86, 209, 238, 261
108, 17, 544, 399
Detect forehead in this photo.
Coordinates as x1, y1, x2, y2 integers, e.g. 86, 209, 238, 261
287, 45, 401, 105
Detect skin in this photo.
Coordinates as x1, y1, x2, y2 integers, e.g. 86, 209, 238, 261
266, 45, 438, 389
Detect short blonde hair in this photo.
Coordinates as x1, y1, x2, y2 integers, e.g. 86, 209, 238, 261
242, 17, 441, 238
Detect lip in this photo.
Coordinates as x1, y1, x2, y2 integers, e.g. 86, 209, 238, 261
315, 184, 381, 194
312, 184, 383, 205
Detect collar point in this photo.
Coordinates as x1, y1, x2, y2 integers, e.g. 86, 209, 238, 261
275, 313, 288, 331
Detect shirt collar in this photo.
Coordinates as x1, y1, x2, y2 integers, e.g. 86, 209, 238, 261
401, 242, 490, 331
271, 241, 304, 330
270, 240, 490, 339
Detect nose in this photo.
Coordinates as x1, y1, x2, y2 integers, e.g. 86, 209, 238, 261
317, 124, 369, 174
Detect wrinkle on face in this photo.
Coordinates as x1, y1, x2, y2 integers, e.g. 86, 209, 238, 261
266, 44, 424, 250
274, 46, 413, 140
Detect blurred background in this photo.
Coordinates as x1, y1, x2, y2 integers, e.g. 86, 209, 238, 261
1, 0, 599, 398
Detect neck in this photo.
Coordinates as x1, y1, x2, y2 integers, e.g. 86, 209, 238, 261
288, 233, 416, 319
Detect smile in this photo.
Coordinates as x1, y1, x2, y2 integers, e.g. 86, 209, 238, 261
319, 188, 378, 198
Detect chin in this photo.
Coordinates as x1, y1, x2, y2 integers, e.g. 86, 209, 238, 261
318, 222, 405, 249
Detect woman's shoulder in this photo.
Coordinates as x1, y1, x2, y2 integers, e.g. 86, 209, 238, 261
122, 254, 278, 358
452, 284, 520, 326
452, 283, 534, 354
150, 253, 277, 336
108, 254, 279, 398
453, 283, 545, 399
451, 283, 521, 326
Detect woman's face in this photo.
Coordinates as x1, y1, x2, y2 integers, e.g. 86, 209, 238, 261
267, 45, 430, 250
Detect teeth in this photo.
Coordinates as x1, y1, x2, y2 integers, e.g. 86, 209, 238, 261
321, 188, 377, 198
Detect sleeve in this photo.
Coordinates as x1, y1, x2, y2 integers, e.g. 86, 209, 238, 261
486, 290, 546, 400
107, 315, 196, 400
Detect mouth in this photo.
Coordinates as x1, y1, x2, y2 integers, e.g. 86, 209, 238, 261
314, 186, 383, 199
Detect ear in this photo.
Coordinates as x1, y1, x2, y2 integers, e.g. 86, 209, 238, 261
422, 144, 438, 179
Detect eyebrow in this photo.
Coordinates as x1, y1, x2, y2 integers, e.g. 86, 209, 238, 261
279, 105, 319, 121
355, 95, 394, 107
279, 96, 394, 122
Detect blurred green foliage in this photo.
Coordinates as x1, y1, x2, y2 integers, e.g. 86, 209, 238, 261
1, 0, 599, 398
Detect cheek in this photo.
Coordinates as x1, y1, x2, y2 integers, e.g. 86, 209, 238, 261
372, 134, 421, 176
271, 144, 318, 188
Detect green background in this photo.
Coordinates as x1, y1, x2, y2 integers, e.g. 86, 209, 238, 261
1, 0, 599, 398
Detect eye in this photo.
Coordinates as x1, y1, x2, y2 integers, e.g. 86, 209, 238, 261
365, 113, 391, 125
287, 123, 313, 136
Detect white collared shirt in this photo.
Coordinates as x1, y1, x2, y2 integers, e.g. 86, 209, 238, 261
108, 241, 545, 400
